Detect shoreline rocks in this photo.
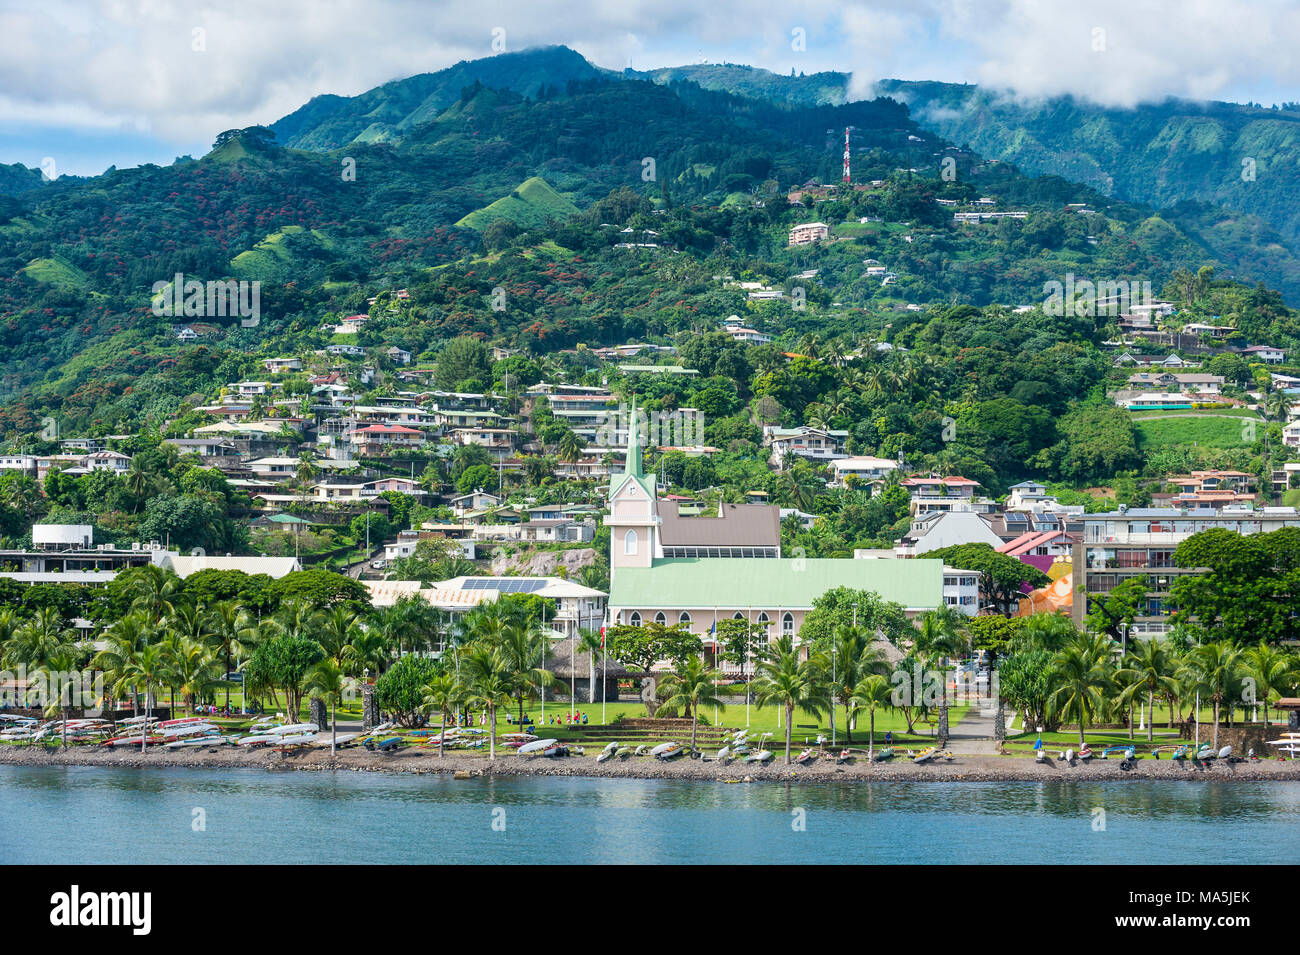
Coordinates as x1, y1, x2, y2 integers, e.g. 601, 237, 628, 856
2, 744, 1299, 783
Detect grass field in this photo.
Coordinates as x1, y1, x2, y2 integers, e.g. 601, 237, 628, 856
1133, 413, 1260, 450
185, 691, 964, 743
455, 176, 579, 231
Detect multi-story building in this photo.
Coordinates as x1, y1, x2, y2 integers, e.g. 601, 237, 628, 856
349, 424, 425, 456
1071, 506, 1300, 636
766, 426, 848, 468
788, 222, 829, 246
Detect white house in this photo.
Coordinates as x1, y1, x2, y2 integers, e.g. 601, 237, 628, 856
829, 456, 898, 487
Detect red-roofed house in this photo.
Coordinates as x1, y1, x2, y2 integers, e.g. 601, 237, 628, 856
997, 530, 1076, 579
350, 424, 424, 456
900, 475, 983, 514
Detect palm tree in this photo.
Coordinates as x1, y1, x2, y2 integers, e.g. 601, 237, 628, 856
421, 671, 466, 758
1242, 643, 1298, 729
461, 645, 513, 760
119, 644, 170, 752
92, 612, 155, 715
3, 606, 74, 668
849, 674, 894, 759
818, 624, 888, 743
752, 635, 828, 764
1049, 635, 1115, 749
557, 431, 585, 463
206, 600, 251, 712
267, 599, 325, 644
1180, 641, 1245, 749
168, 637, 225, 714
577, 628, 604, 705
295, 455, 318, 507
124, 463, 152, 512
122, 565, 182, 624
317, 605, 362, 671
0, 607, 21, 659
341, 627, 391, 678
657, 656, 724, 753
1264, 388, 1292, 424
304, 660, 351, 754
1114, 638, 1177, 743
497, 621, 554, 723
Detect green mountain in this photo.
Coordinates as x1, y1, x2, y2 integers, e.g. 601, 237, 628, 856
270, 45, 603, 149
4, 47, 1300, 440
875, 80, 1300, 246
456, 177, 579, 230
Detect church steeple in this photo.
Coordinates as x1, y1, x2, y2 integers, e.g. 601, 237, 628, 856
626, 397, 643, 479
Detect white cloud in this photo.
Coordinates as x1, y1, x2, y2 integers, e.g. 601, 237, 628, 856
2, 0, 1297, 169
925, 0, 1300, 107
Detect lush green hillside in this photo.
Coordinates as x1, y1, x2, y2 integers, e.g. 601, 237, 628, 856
3, 46, 1300, 450
270, 45, 603, 149
876, 79, 1300, 250
455, 177, 580, 230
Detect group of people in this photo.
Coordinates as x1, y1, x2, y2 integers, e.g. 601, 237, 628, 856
504, 711, 590, 727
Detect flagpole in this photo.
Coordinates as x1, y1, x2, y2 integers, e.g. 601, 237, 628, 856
746, 606, 752, 728
712, 605, 718, 727
601, 610, 607, 726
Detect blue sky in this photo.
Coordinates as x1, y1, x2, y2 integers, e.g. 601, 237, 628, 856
4, 0, 1299, 177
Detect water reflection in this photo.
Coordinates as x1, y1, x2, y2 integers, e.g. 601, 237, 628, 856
2, 767, 1296, 865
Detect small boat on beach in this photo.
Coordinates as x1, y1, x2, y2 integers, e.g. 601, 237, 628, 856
743, 749, 772, 763
542, 744, 570, 758
1077, 745, 1093, 761
1195, 743, 1215, 760
518, 737, 558, 755
836, 749, 852, 764
1065, 748, 1075, 763
716, 744, 731, 762
795, 747, 816, 765
365, 736, 403, 752
257, 723, 317, 737
912, 747, 937, 764
871, 747, 894, 762
616, 746, 633, 759
103, 735, 165, 748
652, 742, 685, 760
596, 742, 618, 763
164, 735, 233, 749
1170, 745, 1188, 760
236, 734, 279, 747
1218, 745, 1233, 761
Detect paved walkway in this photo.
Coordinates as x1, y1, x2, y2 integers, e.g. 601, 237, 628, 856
944, 704, 1000, 754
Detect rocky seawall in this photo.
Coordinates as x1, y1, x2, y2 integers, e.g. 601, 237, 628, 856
3, 744, 1298, 783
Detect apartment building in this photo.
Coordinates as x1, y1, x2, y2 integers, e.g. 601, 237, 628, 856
1070, 506, 1300, 636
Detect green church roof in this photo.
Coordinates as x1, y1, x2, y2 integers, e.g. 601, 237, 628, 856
608, 397, 656, 499
609, 558, 943, 610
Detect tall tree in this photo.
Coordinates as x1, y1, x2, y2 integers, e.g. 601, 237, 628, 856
752, 635, 828, 764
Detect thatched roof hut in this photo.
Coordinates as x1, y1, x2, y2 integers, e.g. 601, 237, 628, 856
543, 637, 635, 679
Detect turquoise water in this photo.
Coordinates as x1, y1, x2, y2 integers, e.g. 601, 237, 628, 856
2, 767, 1298, 864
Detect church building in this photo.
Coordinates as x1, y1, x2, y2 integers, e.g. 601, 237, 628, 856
605, 406, 944, 653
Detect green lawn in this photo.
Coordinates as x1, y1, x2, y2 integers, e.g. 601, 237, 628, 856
1133, 413, 1261, 450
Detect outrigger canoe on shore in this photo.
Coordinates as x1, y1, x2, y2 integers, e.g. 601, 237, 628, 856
652, 742, 685, 760
517, 738, 558, 755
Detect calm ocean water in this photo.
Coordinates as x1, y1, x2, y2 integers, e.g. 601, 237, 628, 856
2, 766, 1297, 864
